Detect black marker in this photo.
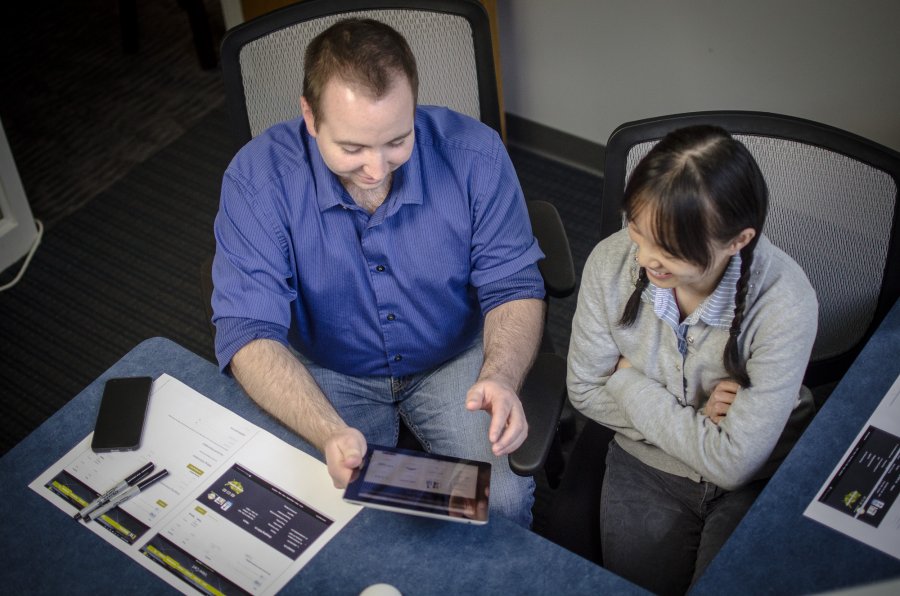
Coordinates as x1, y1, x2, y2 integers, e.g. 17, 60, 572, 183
85, 469, 169, 522
74, 461, 155, 521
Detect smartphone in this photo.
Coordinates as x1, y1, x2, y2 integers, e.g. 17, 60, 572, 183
90, 376, 153, 453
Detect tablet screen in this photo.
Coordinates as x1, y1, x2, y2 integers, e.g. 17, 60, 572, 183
343, 445, 491, 524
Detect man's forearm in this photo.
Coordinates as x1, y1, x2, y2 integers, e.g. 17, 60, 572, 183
230, 338, 347, 451
479, 298, 545, 391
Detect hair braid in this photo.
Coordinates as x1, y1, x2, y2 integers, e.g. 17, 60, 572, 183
724, 246, 754, 387
619, 267, 649, 327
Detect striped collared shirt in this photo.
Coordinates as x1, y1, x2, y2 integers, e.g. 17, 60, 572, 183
643, 253, 742, 356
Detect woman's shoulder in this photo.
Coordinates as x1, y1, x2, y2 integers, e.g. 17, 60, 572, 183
586, 228, 634, 268
583, 228, 637, 284
755, 237, 815, 290
751, 235, 818, 316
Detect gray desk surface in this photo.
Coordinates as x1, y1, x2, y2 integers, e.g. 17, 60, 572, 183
693, 298, 900, 594
0, 337, 645, 595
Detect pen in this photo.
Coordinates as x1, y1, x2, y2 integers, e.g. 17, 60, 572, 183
85, 469, 169, 522
74, 461, 155, 521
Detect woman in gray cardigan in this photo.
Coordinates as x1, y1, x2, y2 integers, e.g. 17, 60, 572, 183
567, 125, 817, 595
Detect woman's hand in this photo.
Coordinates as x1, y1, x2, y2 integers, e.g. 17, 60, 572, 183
704, 380, 740, 425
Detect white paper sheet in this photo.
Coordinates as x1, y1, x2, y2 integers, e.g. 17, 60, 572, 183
30, 374, 361, 595
804, 373, 900, 561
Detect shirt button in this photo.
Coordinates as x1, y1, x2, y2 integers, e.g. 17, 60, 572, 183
376, 265, 386, 272
675, 364, 681, 371
687, 336, 694, 344
387, 313, 396, 321
394, 355, 403, 362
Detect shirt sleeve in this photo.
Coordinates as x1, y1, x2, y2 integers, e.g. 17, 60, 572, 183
470, 133, 545, 311
566, 241, 649, 442
214, 317, 291, 373
211, 170, 297, 371
478, 262, 545, 314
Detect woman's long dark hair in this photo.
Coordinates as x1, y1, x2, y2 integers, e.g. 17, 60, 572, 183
618, 125, 768, 387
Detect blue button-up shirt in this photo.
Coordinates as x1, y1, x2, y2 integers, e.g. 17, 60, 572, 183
212, 106, 545, 377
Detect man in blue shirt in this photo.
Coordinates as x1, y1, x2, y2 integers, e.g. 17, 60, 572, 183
211, 18, 545, 527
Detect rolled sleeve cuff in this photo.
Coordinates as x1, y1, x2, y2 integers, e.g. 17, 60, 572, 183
471, 239, 545, 288
479, 261, 546, 314
214, 316, 291, 372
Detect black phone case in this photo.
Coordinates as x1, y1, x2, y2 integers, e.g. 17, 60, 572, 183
90, 376, 153, 452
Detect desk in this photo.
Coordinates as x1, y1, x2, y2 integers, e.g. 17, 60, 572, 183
693, 298, 900, 594
0, 338, 644, 595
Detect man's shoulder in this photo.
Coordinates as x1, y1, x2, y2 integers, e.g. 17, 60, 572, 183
226, 118, 309, 190
414, 106, 500, 155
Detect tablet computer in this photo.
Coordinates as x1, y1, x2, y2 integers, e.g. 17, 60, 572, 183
343, 445, 491, 525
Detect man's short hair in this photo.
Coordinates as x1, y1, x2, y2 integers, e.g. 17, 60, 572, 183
303, 18, 419, 123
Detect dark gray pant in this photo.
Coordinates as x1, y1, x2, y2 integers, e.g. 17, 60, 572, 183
600, 441, 766, 595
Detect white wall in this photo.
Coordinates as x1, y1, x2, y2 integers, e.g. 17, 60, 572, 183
497, 0, 900, 152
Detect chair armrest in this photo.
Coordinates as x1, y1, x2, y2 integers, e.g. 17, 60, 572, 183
509, 352, 568, 476
527, 200, 576, 299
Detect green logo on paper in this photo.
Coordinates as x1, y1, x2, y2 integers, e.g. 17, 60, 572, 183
843, 490, 862, 510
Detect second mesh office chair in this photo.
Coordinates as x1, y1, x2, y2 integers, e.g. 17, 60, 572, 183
213, 0, 575, 480
542, 110, 900, 564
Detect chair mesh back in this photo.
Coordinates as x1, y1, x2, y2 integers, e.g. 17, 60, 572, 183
624, 137, 896, 364
238, 10, 480, 138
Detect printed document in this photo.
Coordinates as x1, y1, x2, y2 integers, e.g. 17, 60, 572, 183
30, 374, 361, 595
804, 373, 900, 560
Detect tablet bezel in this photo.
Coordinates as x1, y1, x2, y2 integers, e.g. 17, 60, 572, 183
343, 444, 491, 525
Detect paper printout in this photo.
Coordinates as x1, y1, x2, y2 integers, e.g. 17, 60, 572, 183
804, 373, 900, 560
30, 374, 361, 595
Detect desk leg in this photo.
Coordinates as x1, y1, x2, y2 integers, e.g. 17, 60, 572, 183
119, 0, 139, 54
178, 0, 217, 70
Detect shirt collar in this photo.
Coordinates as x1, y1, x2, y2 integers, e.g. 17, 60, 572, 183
640, 250, 742, 329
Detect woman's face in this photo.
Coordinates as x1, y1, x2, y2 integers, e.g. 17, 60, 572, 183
627, 208, 740, 299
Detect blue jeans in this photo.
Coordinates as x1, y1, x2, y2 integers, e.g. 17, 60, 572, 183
600, 441, 766, 595
298, 342, 535, 528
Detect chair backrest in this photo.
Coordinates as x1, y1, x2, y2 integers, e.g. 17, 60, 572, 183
220, 0, 500, 147
600, 111, 900, 388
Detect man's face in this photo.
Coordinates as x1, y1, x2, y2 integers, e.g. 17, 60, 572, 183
301, 76, 415, 194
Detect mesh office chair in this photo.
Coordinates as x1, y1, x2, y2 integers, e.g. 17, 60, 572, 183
542, 110, 900, 563
210, 0, 575, 479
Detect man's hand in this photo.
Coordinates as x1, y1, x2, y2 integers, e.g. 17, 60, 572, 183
323, 427, 367, 489
465, 378, 528, 456
704, 380, 740, 425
